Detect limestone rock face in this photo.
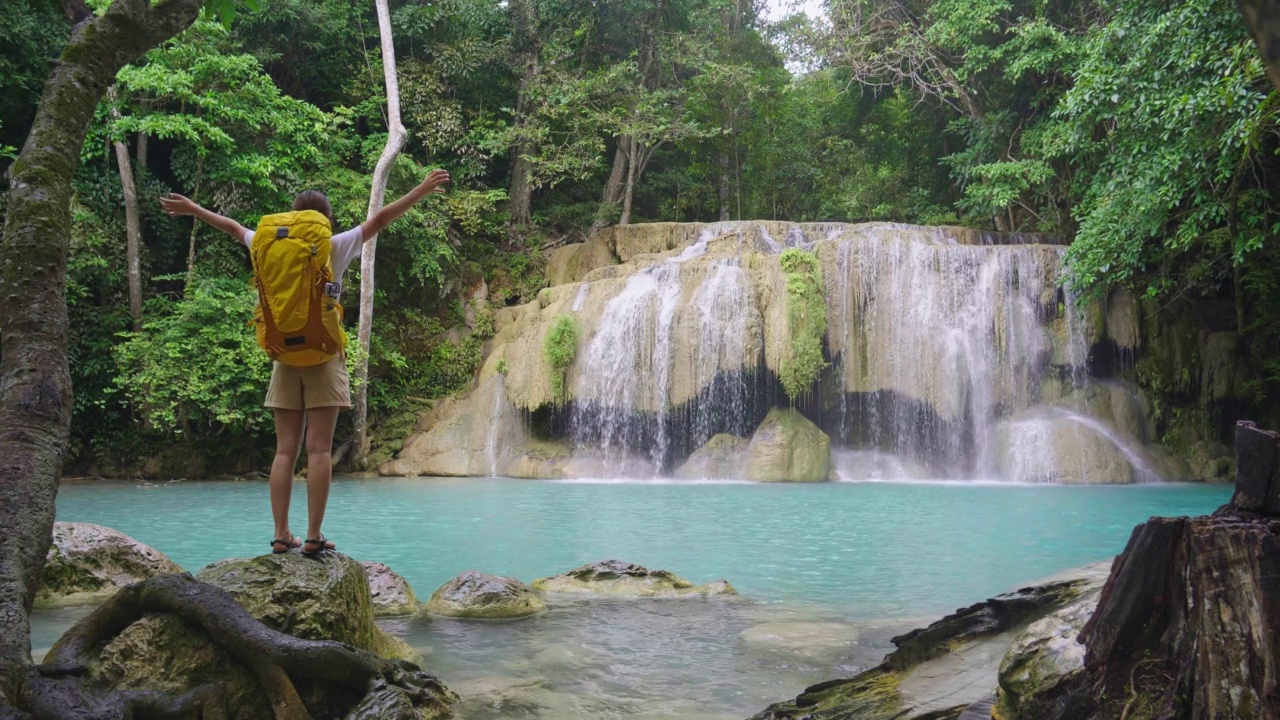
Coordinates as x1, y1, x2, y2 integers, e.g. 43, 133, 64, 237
991, 410, 1134, 484
531, 559, 737, 598
546, 234, 617, 286
88, 552, 451, 720
674, 433, 749, 479
37, 522, 182, 608
361, 560, 418, 617
425, 571, 546, 618
380, 374, 527, 477
745, 408, 832, 482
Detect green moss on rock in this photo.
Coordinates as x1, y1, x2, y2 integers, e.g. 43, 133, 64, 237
426, 571, 547, 618
543, 314, 579, 403
37, 522, 183, 608
532, 559, 737, 598
778, 249, 828, 402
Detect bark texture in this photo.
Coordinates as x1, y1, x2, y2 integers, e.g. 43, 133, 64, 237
591, 136, 630, 231
0, 0, 202, 699
1240, 0, 1280, 89
108, 87, 143, 328
351, 0, 408, 465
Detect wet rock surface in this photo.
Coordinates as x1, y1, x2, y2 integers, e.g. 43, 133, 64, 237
532, 559, 737, 598
426, 571, 547, 618
37, 522, 183, 608
744, 408, 833, 482
750, 571, 1104, 720
361, 560, 419, 617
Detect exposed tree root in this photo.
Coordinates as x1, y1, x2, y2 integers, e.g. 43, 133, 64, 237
13, 573, 452, 720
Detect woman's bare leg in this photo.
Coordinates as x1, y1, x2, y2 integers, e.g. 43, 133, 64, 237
270, 409, 305, 542
303, 406, 341, 547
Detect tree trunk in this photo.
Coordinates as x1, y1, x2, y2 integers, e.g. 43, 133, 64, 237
718, 151, 731, 221
592, 136, 630, 231
1239, 0, 1280, 90
185, 158, 203, 288
108, 87, 142, 329
351, 0, 408, 467
508, 150, 533, 227
135, 131, 147, 169
620, 138, 640, 225
0, 0, 202, 700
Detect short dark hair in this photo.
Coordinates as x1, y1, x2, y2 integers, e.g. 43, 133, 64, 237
292, 190, 336, 229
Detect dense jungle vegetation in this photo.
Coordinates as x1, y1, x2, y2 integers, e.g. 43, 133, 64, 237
2, 0, 1278, 475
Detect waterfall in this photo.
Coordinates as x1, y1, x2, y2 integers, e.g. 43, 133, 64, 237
485, 375, 506, 477
567, 227, 763, 476
828, 229, 1058, 475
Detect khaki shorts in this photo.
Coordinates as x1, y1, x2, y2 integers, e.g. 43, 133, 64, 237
264, 356, 352, 410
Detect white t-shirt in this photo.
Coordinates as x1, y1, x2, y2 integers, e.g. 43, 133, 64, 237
241, 226, 363, 288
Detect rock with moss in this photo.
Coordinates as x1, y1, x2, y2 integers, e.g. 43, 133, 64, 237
37, 522, 183, 608
994, 587, 1101, 719
531, 559, 736, 598
425, 571, 547, 618
361, 561, 419, 617
86, 552, 451, 720
674, 434, 749, 479
752, 568, 1106, 720
546, 234, 618, 286
745, 408, 833, 482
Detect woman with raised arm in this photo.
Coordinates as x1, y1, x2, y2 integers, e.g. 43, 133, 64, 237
159, 168, 450, 557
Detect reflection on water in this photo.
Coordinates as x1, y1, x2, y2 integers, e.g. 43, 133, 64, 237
33, 477, 1230, 718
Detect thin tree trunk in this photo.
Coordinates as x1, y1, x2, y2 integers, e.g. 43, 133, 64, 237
592, 137, 630, 231
0, 0, 202, 700
108, 87, 142, 329
718, 151, 731, 221
507, 61, 538, 231
185, 158, 203, 287
620, 138, 640, 225
135, 131, 147, 169
351, 0, 408, 467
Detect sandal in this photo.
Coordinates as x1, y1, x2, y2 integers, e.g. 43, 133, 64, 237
302, 535, 335, 558
270, 533, 301, 554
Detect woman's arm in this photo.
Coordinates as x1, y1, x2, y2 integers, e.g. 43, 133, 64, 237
158, 193, 250, 241
360, 168, 451, 242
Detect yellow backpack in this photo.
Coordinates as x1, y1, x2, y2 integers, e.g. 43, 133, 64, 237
250, 210, 347, 367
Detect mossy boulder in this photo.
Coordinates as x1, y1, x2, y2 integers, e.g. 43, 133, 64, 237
361, 561, 419, 617
674, 433, 749, 479
37, 522, 183, 608
531, 559, 736, 598
86, 552, 446, 720
995, 588, 1101, 719
744, 408, 833, 482
425, 571, 546, 618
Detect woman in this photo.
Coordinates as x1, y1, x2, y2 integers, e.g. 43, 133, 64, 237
159, 168, 450, 556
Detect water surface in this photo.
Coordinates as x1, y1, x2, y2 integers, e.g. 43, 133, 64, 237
37, 477, 1230, 718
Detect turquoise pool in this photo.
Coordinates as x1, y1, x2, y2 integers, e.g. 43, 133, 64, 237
35, 477, 1231, 718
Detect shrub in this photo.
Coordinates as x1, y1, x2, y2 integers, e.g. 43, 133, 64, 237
778, 249, 828, 402
543, 315, 579, 403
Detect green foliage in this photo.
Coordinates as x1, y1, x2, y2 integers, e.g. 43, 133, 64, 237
778, 249, 828, 402
543, 314, 579, 403
114, 277, 273, 440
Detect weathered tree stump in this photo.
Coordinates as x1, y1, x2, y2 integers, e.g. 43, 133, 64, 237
1022, 420, 1280, 720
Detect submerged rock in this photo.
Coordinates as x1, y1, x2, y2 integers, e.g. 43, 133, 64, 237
675, 434, 749, 479
745, 408, 833, 482
532, 560, 737, 598
37, 522, 183, 608
82, 552, 450, 720
426, 571, 546, 618
361, 560, 418, 616
739, 620, 861, 663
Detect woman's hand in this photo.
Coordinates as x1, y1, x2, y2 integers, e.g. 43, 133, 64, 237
419, 169, 451, 195
159, 193, 199, 217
